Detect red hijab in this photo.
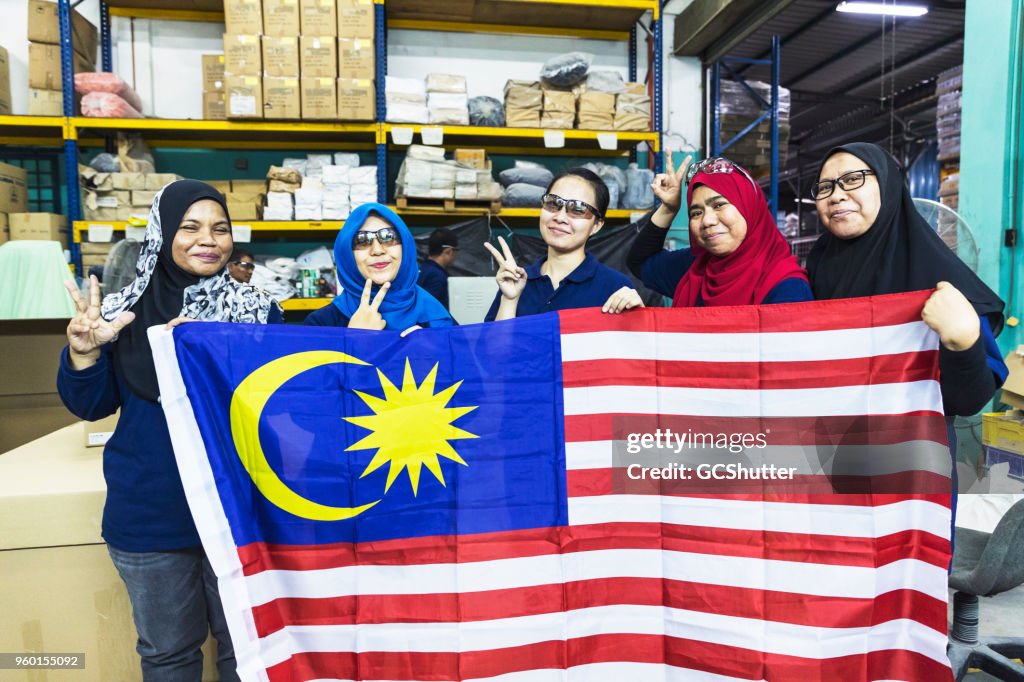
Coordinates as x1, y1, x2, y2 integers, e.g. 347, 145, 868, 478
672, 167, 807, 307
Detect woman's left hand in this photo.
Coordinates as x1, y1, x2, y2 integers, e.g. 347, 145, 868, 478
921, 281, 981, 351
602, 287, 645, 314
165, 316, 197, 329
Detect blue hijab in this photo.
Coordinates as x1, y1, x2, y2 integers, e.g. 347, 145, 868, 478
332, 203, 454, 330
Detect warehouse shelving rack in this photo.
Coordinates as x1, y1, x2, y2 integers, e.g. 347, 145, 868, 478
31, 0, 662, 279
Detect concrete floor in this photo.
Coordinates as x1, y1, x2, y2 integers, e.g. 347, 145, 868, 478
949, 554, 1024, 681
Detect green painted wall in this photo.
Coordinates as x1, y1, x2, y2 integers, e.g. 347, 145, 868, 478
961, 0, 1024, 353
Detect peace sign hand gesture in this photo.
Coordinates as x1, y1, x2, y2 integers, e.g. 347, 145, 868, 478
348, 278, 389, 330
484, 236, 527, 302
64, 275, 135, 369
650, 153, 692, 214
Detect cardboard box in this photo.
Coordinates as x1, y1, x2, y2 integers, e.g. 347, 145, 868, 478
231, 179, 267, 196
9, 212, 67, 246
301, 0, 337, 36
301, 77, 337, 119
454, 148, 487, 169
223, 34, 261, 77
301, 36, 338, 78
26, 0, 99, 61
145, 173, 182, 191
263, 77, 301, 119
542, 89, 575, 114
130, 190, 158, 206
202, 53, 225, 91
506, 107, 540, 128
78, 240, 113, 255
226, 196, 261, 220
226, 75, 263, 119
207, 180, 231, 195
262, 36, 299, 78
541, 111, 574, 129
224, 0, 263, 34
337, 78, 374, 121
614, 112, 649, 131
29, 42, 94, 91
338, 0, 374, 38
0, 212, 8, 245
264, 0, 300, 37
110, 172, 146, 191
203, 89, 226, 120
339, 36, 373, 80
577, 111, 614, 130
27, 88, 62, 116
504, 80, 541, 109
1001, 348, 1024, 410
81, 206, 117, 221
0, 46, 10, 115
0, 162, 28, 214
578, 90, 616, 114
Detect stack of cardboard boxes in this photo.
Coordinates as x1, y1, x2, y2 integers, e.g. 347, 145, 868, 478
717, 79, 791, 180
0, 162, 29, 246
0, 46, 11, 115
80, 169, 182, 222
202, 54, 227, 120
222, 0, 374, 121
504, 80, 542, 128
26, 0, 98, 116
503, 78, 650, 131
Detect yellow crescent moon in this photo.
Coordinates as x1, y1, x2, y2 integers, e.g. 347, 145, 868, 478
229, 350, 382, 521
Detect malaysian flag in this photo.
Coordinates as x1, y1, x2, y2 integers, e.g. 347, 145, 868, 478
150, 291, 953, 682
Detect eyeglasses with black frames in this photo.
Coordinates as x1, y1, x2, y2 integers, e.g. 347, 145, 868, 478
811, 169, 875, 200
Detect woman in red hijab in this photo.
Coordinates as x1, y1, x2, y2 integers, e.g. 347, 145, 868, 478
627, 156, 811, 306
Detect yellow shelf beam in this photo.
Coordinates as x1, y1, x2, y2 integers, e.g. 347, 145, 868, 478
281, 298, 333, 311
381, 124, 659, 153
108, 7, 224, 22
0, 115, 68, 147
390, 206, 639, 220
69, 118, 377, 136
73, 220, 346, 241
388, 19, 629, 42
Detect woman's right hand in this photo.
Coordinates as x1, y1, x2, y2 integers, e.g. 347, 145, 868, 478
348, 278, 389, 330
651, 153, 692, 214
65, 275, 135, 368
484, 236, 527, 301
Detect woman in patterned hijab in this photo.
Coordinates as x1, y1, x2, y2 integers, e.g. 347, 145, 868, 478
99, 179, 280, 401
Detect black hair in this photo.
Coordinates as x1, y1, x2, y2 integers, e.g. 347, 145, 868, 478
230, 247, 254, 262
546, 167, 610, 219
428, 228, 458, 256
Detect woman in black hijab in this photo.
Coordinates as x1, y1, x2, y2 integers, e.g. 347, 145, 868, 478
808, 142, 1007, 417
57, 180, 279, 681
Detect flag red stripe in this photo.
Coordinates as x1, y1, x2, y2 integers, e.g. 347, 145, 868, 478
562, 352, 938, 390
236, 522, 949, 575
251, 578, 946, 639
556, 291, 933, 336
563, 413, 949, 444
265, 633, 951, 682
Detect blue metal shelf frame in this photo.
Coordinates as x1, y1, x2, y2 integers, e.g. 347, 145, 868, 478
711, 34, 781, 217
100, 1, 113, 71
59, 0, 82, 271
653, 16, 663, 173
376, 1, 388, 204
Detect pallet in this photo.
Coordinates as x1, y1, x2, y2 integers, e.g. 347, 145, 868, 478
395, 195, 502, 214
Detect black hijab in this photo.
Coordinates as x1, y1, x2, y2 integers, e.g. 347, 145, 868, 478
111, 180, 232, 401
806, 142, 1004, 336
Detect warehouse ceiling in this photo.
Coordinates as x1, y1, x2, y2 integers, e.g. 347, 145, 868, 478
674, 0, 966, 178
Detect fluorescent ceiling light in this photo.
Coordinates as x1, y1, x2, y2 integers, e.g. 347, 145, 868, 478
836, 2, 929, 16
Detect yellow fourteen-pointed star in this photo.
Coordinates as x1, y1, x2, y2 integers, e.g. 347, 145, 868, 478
345, 359, 478, 495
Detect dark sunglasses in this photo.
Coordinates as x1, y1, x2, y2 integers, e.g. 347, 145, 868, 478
685, 156, 759, 191
230, 260, 255, 271
811, 169, 875, 200
541, 193, 601, 219
352, 227, 399, 249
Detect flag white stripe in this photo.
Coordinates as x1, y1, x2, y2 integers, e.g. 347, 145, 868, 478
242, 547, 948, 606
309, 664, 760, 682
562, 380, 943, 417
568, 495, 950, 540
564, 440, 953, 477
256, 605, 947, 665
560, 322, 937, 363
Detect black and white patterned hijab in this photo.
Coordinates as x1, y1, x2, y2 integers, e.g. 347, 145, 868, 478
101, 179, 277, 401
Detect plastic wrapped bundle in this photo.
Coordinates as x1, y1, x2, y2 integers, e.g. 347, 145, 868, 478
102, 239, 143, 296
81, 92, 143, 119
585, 70, 626, 93
498, 165, 553, 188
89, 153, 120, 173
468, 96, 504, 127
75, 72, 144, 112
624, 163, 655, 209
282, 158, 308, 175
425, 73, 467, 93
502, 183, 546, 207
540, 52, 592, 88
333, 152, 360, 167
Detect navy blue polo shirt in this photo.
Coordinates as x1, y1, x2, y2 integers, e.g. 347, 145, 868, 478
484, 252, 632, 321
417, 259, 450, 310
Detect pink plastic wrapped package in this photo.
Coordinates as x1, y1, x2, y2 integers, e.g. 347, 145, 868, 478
74, 72, 143, 113
80, 91, 143, 119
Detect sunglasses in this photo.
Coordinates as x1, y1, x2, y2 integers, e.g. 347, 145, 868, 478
811, 169, 875, 200
230, 260, 255, 271
685, 156, 760, 191
352, 227, 399, 249
541, 193, 601, 220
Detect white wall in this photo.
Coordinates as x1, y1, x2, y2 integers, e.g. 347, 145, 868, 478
0, 0, 702, 151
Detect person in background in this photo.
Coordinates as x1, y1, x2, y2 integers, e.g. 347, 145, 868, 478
227, 247, 255, 284
57, 180, 281, 682
418, 228, 458, 311
305, 203, 455, 331
484, 167, 643, 321
627, 155, 811, 307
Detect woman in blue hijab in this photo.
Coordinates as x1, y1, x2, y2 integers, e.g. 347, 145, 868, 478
305, 203, 454, 330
